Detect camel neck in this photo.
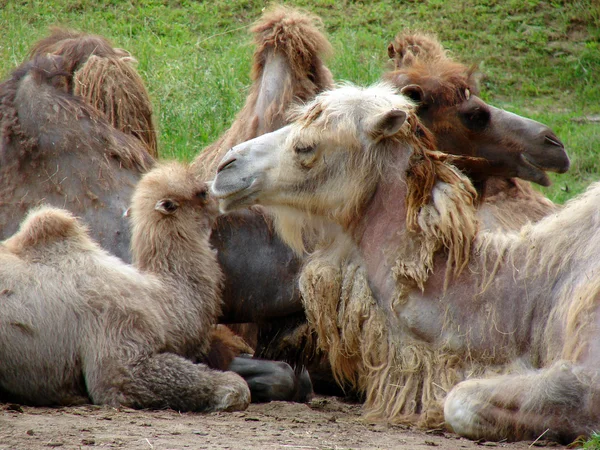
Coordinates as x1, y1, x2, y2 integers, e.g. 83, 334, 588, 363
355, 171, 409, 308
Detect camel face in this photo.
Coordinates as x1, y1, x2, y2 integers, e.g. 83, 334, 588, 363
386, 31, 569, 187
213, 84, 414, 225
423, 93, 569, 186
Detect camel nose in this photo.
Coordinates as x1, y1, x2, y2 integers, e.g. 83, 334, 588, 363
217, 155, 237, 173
541, 131, 569, 173
544, 132, 564, 149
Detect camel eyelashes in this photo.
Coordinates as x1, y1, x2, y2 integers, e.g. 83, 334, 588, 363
295, 144, 316, 155
155, 199, 179, 215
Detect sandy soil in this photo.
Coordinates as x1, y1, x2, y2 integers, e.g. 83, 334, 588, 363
0, 398, 565, 450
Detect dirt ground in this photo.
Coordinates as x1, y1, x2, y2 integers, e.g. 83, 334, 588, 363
0, 397, 567, 450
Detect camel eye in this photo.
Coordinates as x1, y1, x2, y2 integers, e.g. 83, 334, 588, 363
295, 144, 315, 155
155, 199, 179, 215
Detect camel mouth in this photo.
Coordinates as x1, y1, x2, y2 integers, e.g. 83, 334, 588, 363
519, 154, 552, 187
211, 180, 260, 213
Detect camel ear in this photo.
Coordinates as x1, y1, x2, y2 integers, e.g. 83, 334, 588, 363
155, 198, 179, 215
401, 84, 424, 104
372, 109, 407, 139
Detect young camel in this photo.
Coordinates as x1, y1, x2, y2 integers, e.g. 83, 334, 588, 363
212, 83, 600, 443
0, 162, 249, 411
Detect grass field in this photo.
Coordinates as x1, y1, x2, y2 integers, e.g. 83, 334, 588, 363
1, 0, 598, 203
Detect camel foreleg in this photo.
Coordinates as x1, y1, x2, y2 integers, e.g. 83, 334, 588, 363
444, 361, 600, 444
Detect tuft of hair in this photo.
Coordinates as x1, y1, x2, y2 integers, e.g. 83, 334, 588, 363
204, 325, 255, 371
251, 4, 333, 82
388, 31, 447, 67
74, 55, 157, 158
28, 27, 158, 158
193, 5, 333, 177
3, 206, 95, 255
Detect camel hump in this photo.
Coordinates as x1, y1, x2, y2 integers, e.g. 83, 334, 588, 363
73, 54, 157, 158
251, 5, 333, 71
388, 31, 447, 65
3, 206, 95, 256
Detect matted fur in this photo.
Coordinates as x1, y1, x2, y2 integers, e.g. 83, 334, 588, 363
74, 55, 157, 157
29, 27, 158, 157
194, 4, 333, 177
213, 81, 598, 440
255, 84, 479, 423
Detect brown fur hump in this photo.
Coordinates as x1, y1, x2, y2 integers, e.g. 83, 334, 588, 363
250, 5, 333, 82
28, 27, 158, 157
193, 5, 333, 177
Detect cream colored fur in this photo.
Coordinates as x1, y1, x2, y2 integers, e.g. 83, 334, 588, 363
0, 163, 250, 411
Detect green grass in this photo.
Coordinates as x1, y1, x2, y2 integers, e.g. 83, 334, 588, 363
578, 431, 600, 449
0, 0, 598, 202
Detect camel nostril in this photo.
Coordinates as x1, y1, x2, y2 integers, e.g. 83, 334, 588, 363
217, 157, 237, 173
544, 134, 564, 148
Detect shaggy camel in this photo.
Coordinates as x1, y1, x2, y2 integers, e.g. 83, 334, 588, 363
0, 14, 318, 402
213, 83, 600, 443
239, 30, 570, 388
0, 161, 250, 411
28, 27, 158, 157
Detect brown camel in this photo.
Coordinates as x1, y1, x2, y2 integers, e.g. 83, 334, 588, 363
0, 54, 153, 262
0, 161, 249, 411
385, 31, 568, 230
212, 83, 600, 443
28, 27, 158, 157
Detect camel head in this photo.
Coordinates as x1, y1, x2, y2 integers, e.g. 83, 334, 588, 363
385, 32, 569, 186
131, 163, 218, 268
212, 84, 429, 246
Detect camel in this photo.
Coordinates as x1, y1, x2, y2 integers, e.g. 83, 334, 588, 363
28, 27, 158, 157
212, 83, 600, 443
385, 31, 568, 230
241, 30, 571, 389
0, 13, 320, 403
0, 53, 153, 263
0, 161, 250, 411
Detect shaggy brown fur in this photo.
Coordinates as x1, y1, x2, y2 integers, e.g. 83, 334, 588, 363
28, 27, 158, 157
193, 4, 333, 177
0, 162, 250, 411
213, 83, 600, 442
0, 54, 153, 262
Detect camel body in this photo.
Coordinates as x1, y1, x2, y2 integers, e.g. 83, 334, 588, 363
212, 84, 598, 443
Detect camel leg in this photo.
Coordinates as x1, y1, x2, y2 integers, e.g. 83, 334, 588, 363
228, 355, 313, 403
444, 361, 600, 443
86, 352, 250, 412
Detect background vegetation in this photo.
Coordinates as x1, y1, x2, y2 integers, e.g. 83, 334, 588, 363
1, 0, 598, 203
